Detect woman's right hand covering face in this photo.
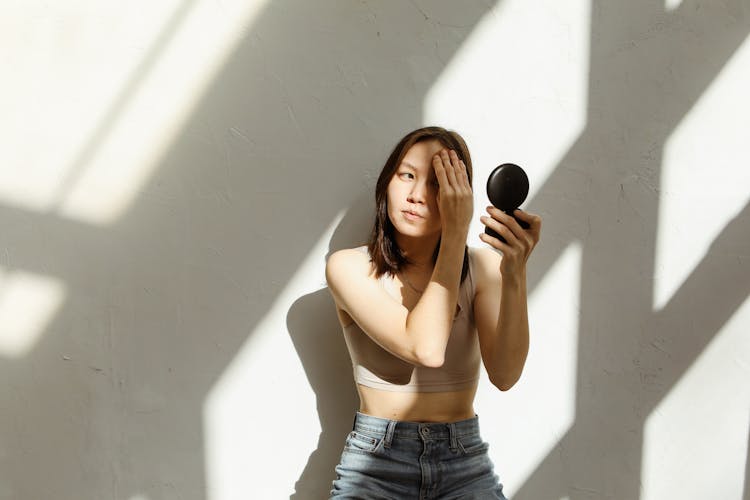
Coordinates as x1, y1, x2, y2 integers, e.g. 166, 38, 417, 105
433, 148, 474, 236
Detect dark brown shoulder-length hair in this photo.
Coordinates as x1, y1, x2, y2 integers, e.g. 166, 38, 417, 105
366, 126, 474, 283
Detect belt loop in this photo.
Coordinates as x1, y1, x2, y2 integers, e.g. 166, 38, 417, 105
383, 419, 397, 449
448, 422, 458, 452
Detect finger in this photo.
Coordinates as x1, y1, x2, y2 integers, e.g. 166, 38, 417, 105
432, 153, 449, 188
480, 215, 519, 247
448, 150, 465, 189
449, 150, 467, 184
455, 156, 470, 190
441, 150, 458, 188
479, 231, 511, 254
515, 210, 542, 247
449, 149, 462, 171
487, 206, 525, 241
513, 209, 542, 229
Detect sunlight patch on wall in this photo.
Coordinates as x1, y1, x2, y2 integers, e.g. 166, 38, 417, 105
424, 0, 590, 208
0, 268, 66, 357
204, 209, 346, 500
0, 0, 181, 214
665, 0, 683, 11
641, 294, 750, 499
655, 35, 750, 310
0, 0, 270, 225
475, 242, 582, 497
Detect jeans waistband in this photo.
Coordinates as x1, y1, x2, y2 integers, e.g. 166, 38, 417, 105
352, 411, 481, 441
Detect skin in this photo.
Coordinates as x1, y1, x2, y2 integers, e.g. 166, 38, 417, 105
387, 140, 444, 275
343, 139, 542, 422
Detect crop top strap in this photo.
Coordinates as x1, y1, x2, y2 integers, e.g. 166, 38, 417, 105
466, 246, 477, 300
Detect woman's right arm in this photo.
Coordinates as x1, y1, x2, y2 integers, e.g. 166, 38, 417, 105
403, 229, 468, 366
327, 149, 473, 367
404, 149, 473, 366
326, 232, 467, 368
326, 250, 423, 365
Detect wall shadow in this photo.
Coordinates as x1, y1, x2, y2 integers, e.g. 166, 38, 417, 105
1, 0, 748, 498
0, 1, 497, 499
511, 1, 750, 498
287, 288, 358, 499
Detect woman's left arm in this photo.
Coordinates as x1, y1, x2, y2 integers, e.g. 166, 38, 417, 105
476, 207, 542, 391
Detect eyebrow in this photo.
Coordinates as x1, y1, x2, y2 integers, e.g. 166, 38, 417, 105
400, 161, 417, 170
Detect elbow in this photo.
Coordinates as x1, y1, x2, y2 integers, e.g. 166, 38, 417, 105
490, 373, 519, 392
420, 356, 445, 369
407, 331, 446, 367
495, 381, 515, 392
414, 347, 445, 368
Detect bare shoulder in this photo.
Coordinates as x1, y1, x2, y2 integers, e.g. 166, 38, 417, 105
326, 246, 373, 278
469, 246, 502, 296
325, 246, 375, 325
470, 246, 502, 267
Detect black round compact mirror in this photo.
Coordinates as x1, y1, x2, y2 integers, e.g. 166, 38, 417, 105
485, 163, 530, 243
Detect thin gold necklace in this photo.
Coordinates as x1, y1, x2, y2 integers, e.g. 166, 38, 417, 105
399, 271, 425, 294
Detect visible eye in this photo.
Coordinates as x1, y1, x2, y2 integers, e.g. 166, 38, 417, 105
399, 172, 414, 180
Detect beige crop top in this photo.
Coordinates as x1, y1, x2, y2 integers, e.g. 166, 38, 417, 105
340, 245, 481, 392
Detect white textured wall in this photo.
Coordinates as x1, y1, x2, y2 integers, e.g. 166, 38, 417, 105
1, 1, 749, 499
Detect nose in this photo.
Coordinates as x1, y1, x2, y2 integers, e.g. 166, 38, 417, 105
407, 180, 429, 204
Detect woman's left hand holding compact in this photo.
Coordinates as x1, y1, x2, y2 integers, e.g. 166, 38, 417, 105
479, 207, 542, 280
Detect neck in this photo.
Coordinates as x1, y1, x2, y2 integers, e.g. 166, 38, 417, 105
394, 232, 440, 272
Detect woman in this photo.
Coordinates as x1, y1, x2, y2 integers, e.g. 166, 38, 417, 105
325, 126, 541, 499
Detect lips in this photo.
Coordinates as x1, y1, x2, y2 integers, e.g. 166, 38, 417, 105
403, 210, 424, 219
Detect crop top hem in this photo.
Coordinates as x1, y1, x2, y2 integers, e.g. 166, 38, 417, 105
355, 376, 479, 393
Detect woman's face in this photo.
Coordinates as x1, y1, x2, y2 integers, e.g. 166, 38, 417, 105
386, 139, 445, 238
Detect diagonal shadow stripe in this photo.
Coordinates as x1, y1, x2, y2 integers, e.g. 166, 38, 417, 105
510, 1, 750, 498
0, 1, 499, 498
512, 198, 750, 499
3, 1, 747, 498
51, 0, 200, 205
642, 200, 750, 411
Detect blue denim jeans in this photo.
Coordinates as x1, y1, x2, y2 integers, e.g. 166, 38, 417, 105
330, 412, 507, 499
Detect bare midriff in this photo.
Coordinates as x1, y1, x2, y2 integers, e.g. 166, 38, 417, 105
356, 383, 478, 423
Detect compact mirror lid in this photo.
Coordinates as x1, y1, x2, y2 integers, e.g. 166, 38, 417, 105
486, 163, 529, 211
